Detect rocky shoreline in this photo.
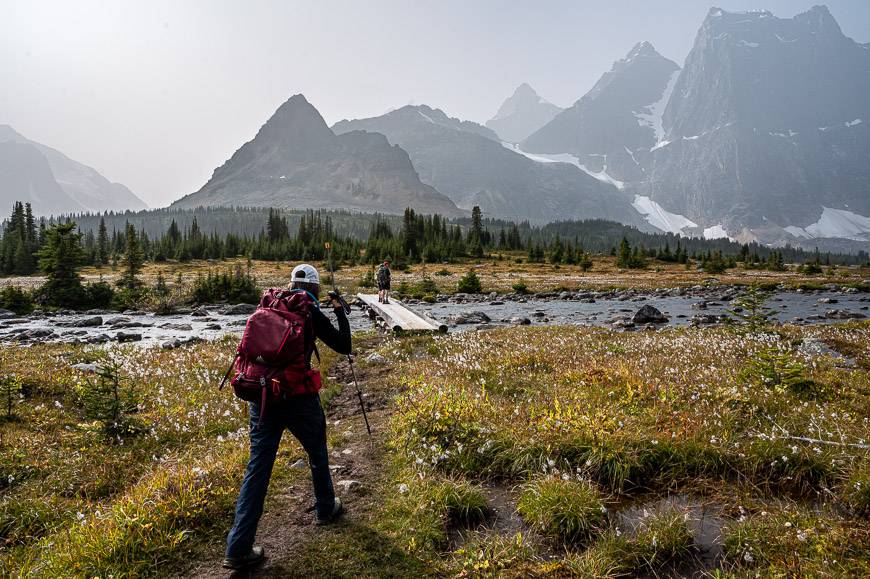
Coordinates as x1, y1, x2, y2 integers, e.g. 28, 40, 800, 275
2, 283, 868, 346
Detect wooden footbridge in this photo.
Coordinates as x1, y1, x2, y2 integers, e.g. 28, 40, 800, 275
356, 294, 447, 334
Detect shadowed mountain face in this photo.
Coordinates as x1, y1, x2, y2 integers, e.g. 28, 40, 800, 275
485, 83, 563, 144
333, 105, 646, 226
172, 95, 463, 217
644, 5, 870, 242
0, 125, 145, 216
520, 7, 870, 244
521, 42, 681, 183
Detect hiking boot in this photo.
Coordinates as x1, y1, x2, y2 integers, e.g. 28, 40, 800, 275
315, 497, 344, 525
222, 546, 265, 570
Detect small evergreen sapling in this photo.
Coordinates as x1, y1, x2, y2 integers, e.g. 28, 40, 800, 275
0, 375, 23, 421
77, 360, 142, 440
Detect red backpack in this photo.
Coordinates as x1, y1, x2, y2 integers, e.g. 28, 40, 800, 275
220, 288, 322, 424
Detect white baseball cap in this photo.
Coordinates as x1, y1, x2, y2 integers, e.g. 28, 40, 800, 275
291, 263, 320, 285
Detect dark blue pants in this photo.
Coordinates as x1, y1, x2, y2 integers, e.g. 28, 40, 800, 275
225, 393, 335, 558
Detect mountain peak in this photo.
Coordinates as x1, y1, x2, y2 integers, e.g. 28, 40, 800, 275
256, 93, 333, 146
796, 4, 842, 35
486, 83, 562, 142
626, 41, 660, 60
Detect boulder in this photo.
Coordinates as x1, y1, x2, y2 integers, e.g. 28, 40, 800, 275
448, 311, 491, 325
21, 328, 54, 340
825, 309, 865, 320
159, 323, 193, 331
0, 309, 17, 320
222, 303, 257, 316
161, 338, 182, 350
365, 352, 388, 364
509, 316, 531, 325
191, 307, 210, 317
205, 323, 222, 330
632, 305, 668, 324
104, 316, 131, 326
115, 331, 142, 343
73, 316, 103, 327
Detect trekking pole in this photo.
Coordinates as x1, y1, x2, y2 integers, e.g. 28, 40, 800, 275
324, 242, 372, 437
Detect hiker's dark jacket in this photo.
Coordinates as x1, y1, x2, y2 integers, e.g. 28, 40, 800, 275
311, 304, 351, 358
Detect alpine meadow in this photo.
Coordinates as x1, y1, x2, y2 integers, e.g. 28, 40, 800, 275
2, 2, 870, 577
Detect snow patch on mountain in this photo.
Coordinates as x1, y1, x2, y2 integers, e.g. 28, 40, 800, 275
703, 224, 733, 240
803, 207, 870, 241
501, 143, 625, 189
636, 70, 680, 143
784, 225, 812, 239
632, 195, 698, 234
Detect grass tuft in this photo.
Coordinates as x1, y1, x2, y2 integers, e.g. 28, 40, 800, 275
517, 477, 607, 544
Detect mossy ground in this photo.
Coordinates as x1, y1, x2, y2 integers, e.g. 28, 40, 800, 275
2, 320, 869, 577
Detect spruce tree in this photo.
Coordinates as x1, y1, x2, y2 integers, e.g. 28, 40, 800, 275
96, 216, 109, 266
37, 221, 87, 307
119, 222, 145, 289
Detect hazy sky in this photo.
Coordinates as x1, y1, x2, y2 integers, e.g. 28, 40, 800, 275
3, 0, 869, 208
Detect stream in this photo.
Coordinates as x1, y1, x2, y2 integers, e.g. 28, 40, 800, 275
1, 288, 867, 348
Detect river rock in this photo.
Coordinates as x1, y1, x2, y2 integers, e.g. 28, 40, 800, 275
692, 301, 708, 310
509, 316, 531, 325
2, 318, 28, 325
161, 338, 182, 350
159, 323, 193, 331
115, 331, 142, 343
21, 328, 54, 340
632, 305, 668, 324
825, 309, 865, 320
691, 314, 721, 325
228, 319, 248, 327
448, 311, 491, 325
86, 334, 111, 344
0, 309, 17, 320
205, 323, 222, 330
104, 316, 131, 326
74, 316, 103, 327
222, 303, 257, 316
191, 307, 210, 317
612, 319, 635, 329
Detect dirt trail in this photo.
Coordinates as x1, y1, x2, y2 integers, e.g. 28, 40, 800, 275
181, 354, 392, 579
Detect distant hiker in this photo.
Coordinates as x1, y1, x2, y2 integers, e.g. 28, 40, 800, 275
377, 259, 391, 304
222, 263, 351, 570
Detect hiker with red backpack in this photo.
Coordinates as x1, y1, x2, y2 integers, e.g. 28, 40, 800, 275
222, 263, 351, 570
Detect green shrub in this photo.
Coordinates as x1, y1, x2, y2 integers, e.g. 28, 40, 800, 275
435, 268, 451, 276
457, 271, 483, 294
517, 477, 606, 543
511, 280, 529, 294
413, 276, 439, 296
86, 281, 115, 308
0, 285, 33, 314
358, 268, 376, 288
191, 265, 259, 304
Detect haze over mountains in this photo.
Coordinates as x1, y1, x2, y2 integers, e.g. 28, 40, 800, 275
172, 95, 462, 217
485, 83, 563, 144
332, 105, 644, 225
0, 125, 146, 216
166, 5, 868, 248
5, 4, 866, 250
